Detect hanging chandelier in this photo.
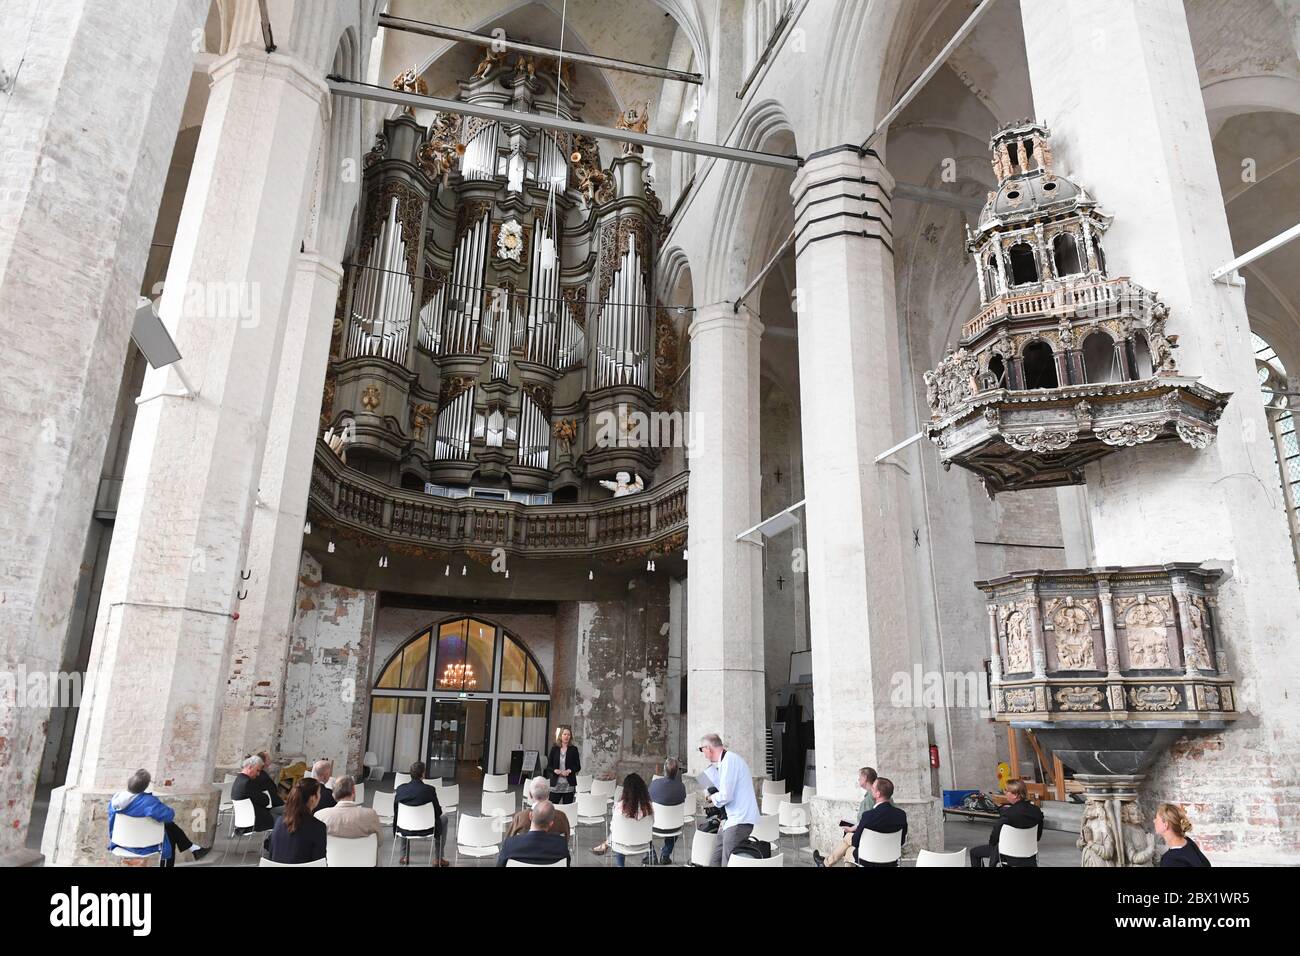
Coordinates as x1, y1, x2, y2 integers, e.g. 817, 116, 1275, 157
441, 661, 478, 689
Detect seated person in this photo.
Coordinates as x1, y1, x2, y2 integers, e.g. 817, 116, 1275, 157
266, 778, 327, 865
814, 767, 877, 867
393, 760, 446, 866
507, 777, 572, 842
971, 779, 1044, 867
648, 758, 688, 865
108, 768, 209, 866
497, 800, 570, 867
850, 776, 907, 867
1156, 803, 1211, 867
256, 750, 287, 802
310, 759, 336, 812
315, 776, 383, 839
231, 753, 283, 831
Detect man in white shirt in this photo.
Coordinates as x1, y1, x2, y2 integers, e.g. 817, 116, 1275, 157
698, 733, 761, 865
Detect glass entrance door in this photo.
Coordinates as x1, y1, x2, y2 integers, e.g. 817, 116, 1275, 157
427, 699, 491, 785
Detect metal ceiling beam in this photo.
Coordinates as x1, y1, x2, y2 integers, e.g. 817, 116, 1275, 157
326, 78, 802, 170
1211, 222, 1300, 283
378, 13, 703, 85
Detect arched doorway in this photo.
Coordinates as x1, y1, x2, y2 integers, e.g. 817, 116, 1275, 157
367, 617, 550, 786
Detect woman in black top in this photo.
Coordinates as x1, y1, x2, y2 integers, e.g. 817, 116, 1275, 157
267, 778, 327, 864
1155, 803, 1211, 867
546, 726, 580, 805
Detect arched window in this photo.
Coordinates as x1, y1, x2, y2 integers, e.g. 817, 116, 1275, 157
1022, 341, 1059, 389
986, 353, 1007, 389
1008, 243, 1039, 285
984, 254, 1000, 297
1254, 333, 1300, 576
1053, 233, 1083, 276
368, 617, 550, 784
1132, 333, 1155, 379
1082, 331, 1118, 383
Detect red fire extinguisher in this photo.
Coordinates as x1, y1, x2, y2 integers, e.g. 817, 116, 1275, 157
929, 745, 940, 769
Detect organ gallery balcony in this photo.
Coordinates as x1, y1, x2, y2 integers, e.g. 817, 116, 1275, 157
306, 441, 687, 560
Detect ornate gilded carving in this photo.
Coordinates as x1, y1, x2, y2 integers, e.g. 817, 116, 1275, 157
359, 179, 424, 279
418, 111, 463, 180
1000, 602, 1033, 673
925, 347, 980, 419
614, 100, 650, 153
1054, 686, 1103, 711
1176, 422, 1212, 449
553, 418, 578, 452
1097, 421, 1163, 446
1002, 687, 1038, 713
360, 385, 381, 412
1050, 597, 1097, 669
562, 286, 588, 331
1184, 597, 1213, 670
522, 381, 553, 418
1005, 427, 1079, 453
438, 376, 475, 407
1121, 594, 1172, 668
410, 403, 433, 440
654, 307, 680, 409
494, 218, 526, 262
1129, 685, 1180, 711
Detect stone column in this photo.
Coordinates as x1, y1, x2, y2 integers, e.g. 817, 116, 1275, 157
43, 40, 331, 865
215, 253, 344, 773
1022, 0, 1300, 863
0, 0, 207, 863
986, 602, 1002, 684
685, 303, 765, 775
789, 147, 938, 855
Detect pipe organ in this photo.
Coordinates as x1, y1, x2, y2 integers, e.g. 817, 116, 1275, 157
324, 51, 669, 499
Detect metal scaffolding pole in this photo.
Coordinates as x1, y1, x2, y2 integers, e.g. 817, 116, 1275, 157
326, 77, 802, 170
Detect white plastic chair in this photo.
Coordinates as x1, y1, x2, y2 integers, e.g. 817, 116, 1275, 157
506, 858, 568, 867
575, 793, 609, 849
372, 789, 395, 826
608, 814, 655, 865
363, 751, 384, 783
751, 813, 780, 845
728, 851, 784, 867
762, 779, 787, 796
778, 801, 810, 856
110, 815, 166, 865
997, 824, 1039, 864
575, 773, 594, 793
223, 797, 262, 865
481, 790, 515, 819
801, 786, 816, 803
435, 783, 459, 841
326, 833, 379, 867
854, 828, 903, 866
590, 778, 616, 805
761, 791, 788, 816
259, 856, 327, 866
689, 828, 718, 866
650, 802, 686, 864
390, 802, 440, 866
352, 783, 365, 806
455, 814, 501, 867
216, 779, 234, 827
554, 800, 579, 848
917, 847, 969, 867
393, 772, 411, 789
483, 773, 509, 793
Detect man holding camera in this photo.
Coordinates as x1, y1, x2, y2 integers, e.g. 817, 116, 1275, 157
698, 733, 761, 866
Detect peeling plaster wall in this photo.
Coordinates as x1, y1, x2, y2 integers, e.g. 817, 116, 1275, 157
276, 554, 377, 777
557, 575, 671, 782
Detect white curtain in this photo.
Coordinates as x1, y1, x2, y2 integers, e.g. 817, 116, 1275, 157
394, 714, 422, 772
368, 708, 396, 770
496, 714, 523, 775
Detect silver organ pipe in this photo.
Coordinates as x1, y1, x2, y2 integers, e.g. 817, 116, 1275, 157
517, 391, 550, 470
348, 196, 412, 363
537, 132, 568, 187
593, 232, 649, 388
418, 278, 448, 352
526, 216, 560, 368
461, 120, 498, 181
442, 211, 489, 355
489, 287, 513, 380
434, 384, 474, 460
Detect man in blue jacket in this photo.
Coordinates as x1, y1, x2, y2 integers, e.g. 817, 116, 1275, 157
850, 776, 908, 867
108, 769, 209, 866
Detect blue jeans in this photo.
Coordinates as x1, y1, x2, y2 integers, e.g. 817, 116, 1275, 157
613, 851, 654, 867
657, 835, 678, 862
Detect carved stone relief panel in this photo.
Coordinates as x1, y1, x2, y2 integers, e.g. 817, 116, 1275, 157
1116, 593, 1173, 669
999, 602, 1033, 673
1045, 596, 1099, 670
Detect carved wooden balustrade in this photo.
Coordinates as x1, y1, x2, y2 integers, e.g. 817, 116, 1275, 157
962, 276, 1158, 341
308, 442, 688, 559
